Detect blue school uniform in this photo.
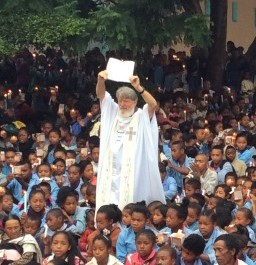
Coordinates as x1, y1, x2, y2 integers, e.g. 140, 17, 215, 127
162, 175, 177, 200
193, 227, 225, 264
69, 206, 89, 234
10, 203, 20, 216
238, 148, 254, 166
187, 221, 199, 232
117, 225, 153, 263
64, 178, 84, 201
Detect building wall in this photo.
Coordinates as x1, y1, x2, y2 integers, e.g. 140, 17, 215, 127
169, 0, 256, 55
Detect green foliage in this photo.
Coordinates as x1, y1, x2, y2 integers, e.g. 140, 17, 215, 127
184, 14, 212, 47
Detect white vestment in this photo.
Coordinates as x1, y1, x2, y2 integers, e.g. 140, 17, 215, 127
96, 92, 166, 210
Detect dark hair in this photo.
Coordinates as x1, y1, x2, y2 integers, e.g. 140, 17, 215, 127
0, 189, 13, 203
123, 203, 136, 214
211, 144, 224, 154
38, 181, 51, 193
185, 179, 201, 191
92, 234, 112, 249
215, 206, 232, 229
47, 208, 65, 221
182, 234, 205, 256
51, 231, 86, 265
225, 172, 237, 183
190, 193, 205, 208
56, 187, 79, 207
29, 188, 45, 201
188, 203, 202, 217
155, 204, 169, 218
25, 215, 42, 228
236, 208, 254, 225
86, 209, 95, 223
46, 258, 69, 265
132, 203, 150, 219
66, 150, 76, 159
2, 214, 21, 228
246, 167, 256, 178
214, 234, 239, 258
86, 184, 96, 196
236, 131, 248, 143
49, 128, 61, 138
53, 147, 67, 155
158, 162, 166, 173
157, 245, 177, 261
79, 160, 93, 174
136, 229, 156, 244
97, 204, 122, 223
199, 209, 217, 223
231, 225, 250, 249
52, 158, 66, 166
214, 184, 231, 199
37, 162, 51, 173
168, 199, 189, 221
207, 196, 224, 209
172, 140, 185, 150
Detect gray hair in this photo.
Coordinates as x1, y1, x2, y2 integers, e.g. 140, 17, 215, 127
116, 86, 138, 102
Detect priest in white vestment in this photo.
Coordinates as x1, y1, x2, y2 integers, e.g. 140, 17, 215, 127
96, 70, 166, 210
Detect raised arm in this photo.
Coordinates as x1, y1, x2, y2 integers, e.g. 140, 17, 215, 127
96, 70, 108, 102
129, 75, 157, 119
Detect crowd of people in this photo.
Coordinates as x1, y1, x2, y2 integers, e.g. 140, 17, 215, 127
0, 41, 255, 265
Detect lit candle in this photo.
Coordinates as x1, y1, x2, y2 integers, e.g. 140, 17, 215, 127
190, 98, 193, 104
231, 95, 234, 102
60, 69, 63, 73
173, 55, 177, 60
182, 64, 186, 69
203, 94, 207, 103
228, 87, 231, 93
35, 86, 38, 91
24, 191, 27, 212
184, 110, 187, 121
7, 90, 12, 100
238, 122, 241, 131
18, 89, 22, 95
186, 98, 189, 104
55, 85, 59, 93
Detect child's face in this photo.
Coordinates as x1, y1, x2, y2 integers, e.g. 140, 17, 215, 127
20, 163, 32, 181
29, 193, 45, 213
46, 214, 63, 231
51, 233, 70, 259
40, 186, 51, 200
68, 166, 80, 184
242, 181, 252, 198
5, 151, 15, 165
156, 249, 175, 265
236, 137, 247, 151
206, 198, 218, 210
122, 209, 132, 226
91, 147, 99, 163
87, 192, 96, 206
181, 246, 197, 264
37, 165, 51, 178
237, 178, 244, 189
186, 208, 198, 227
131, 212, 147, 233
210, 149, 223, 165
96, 212, 113, 231
83, 164, 94, 180
49, 132, 60, 145
166, 208, 182, 230
198, 215, 214, 239
92, 239, 109, 264
234, 211, 250, 227
54, 151, 66, 161
215, 187, 226, 199
63, 196, 77, 215
250, 171, 256, 181
225, 176, 236, 187
87, 214, 95, 230
81, 186, 87, 201
225, 149, 236, 162
2, 195, 13, 212
42, 123, 53, 136
153, 209, 165, 225
18, 130, 29, 143
55, 161, 66, 175
28, 154, 38, 165
136, 234, 155, 259
184, 184, 196, 197
23, 219, 40, 236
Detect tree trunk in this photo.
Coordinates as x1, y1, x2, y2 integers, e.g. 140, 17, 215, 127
206, 0, 228, 92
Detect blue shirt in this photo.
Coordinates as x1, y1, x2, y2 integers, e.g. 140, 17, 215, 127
193, 227, 225, 264
209, 160, 233, 184
64, 178, 84, 201
162, 174, 177, 200
167, 155, 194, 189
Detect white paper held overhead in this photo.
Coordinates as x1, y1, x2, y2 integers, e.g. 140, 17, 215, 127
106, 58, 135, 83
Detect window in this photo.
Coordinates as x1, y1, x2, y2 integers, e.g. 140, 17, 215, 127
232, 1, 238, 22
205, 0, 211, 15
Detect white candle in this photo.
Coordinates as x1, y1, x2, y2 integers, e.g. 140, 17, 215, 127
201, 77, 203, 88
238, 122, 241, 131
190, 98, 193, 104
44, 224, 48, 238
24, 191, 27, 212
186, 98, 189, 104
19, 89, 22, 95
204, 94, 207, 103
231, 96, 234, 102
221, 95, 223, 103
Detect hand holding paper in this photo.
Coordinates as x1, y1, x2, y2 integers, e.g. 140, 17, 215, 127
106, 58, 135, 83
